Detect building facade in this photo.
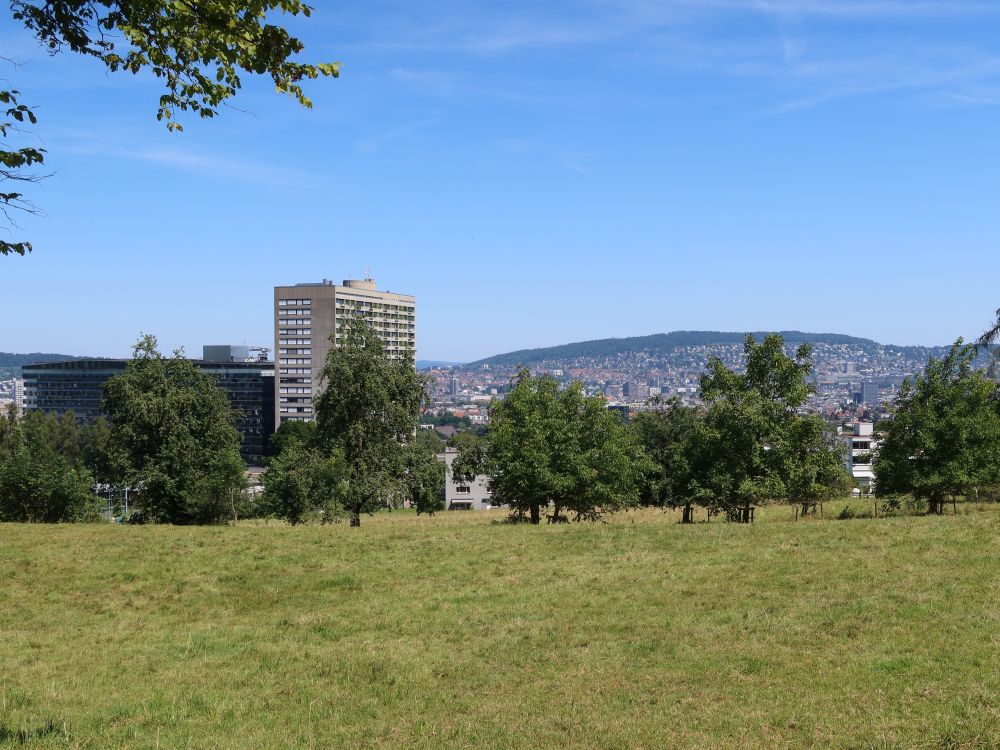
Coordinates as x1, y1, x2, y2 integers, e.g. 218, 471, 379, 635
437, 447, 494, 510
273, 278, 416, 427
22, 355, 275, 466
843, 421, 878, 495
12, 378, 25, 417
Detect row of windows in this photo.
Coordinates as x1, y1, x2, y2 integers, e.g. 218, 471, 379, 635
337, 307, 414, 319
279, 377, 313, 384
280, 308, 311, 316
280, 367, 312, 375
278, 299, 312, 306
280, 387, 313, 394
278, 329, 312, 336
278, 318, 312, 326
279, 348, 312, 355
279, 406, 314, 414
279, 338, 312, 345
335, 299, 414, 311
279, 358, 312, 365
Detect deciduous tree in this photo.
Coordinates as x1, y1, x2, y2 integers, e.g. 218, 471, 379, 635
315, 319, 426, 526
260, 438, 346, 524
403, 444, 445, 516
631, 399, 706, 523
3, 1, 338, 255
102, 334, 246, 524
697, 334, 848, 522
0, 408, 96, 522
461, 370, 645, 524
875, 340, 1000, 514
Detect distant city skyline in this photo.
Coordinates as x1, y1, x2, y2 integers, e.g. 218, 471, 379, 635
5, 0, 1000, 360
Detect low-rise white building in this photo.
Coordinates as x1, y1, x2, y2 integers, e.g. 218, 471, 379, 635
843, 422, 878, 495
436, 447, 494, 510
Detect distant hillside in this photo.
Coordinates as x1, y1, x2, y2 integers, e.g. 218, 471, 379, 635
466, 331, 947, 369
0, 353, 94, 379
416, 359, 464, 371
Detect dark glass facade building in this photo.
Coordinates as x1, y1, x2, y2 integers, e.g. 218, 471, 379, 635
22, 359, 275, 466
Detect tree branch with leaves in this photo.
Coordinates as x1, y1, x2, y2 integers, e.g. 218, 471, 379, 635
3, 0, 338, 255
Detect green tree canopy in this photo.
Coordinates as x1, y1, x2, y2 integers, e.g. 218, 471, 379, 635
402, 443, 445, 516
102, 334, 246, 524
315, 319, 426, 526
0, 407, 96, 522
413, 427, 446, 455
260, 437, 346, 524
631, 399, 706, 523
696, 334, 848, 521
3, 1, 338, 255
446, 430, 479, 452
875, 340, 1000, 514
460, 370, 646, 524
270, 419, 319, 456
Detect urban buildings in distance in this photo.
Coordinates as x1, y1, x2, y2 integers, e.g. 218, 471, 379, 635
420, 331, 988, 430
274, 278, 416, 427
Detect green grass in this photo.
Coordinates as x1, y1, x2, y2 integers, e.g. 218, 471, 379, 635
2, 504, 1000, 749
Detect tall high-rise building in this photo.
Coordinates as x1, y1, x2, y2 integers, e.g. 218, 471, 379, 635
861, 380, 879, 406
274, 278, 416, 427
12, 378, 25, 417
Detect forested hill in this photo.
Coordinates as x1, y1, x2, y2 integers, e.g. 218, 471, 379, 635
466, 331, 947, 369
0, 353, 92, 379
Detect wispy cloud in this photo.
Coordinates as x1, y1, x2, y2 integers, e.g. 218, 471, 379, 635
644, 0, 1000, 19
324, 0, 1000, 116
57, 134, 311, 186
355, 117, 442, 154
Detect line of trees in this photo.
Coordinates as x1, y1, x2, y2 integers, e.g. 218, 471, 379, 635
454, 334, 852, 525
7, 327, 1000, 527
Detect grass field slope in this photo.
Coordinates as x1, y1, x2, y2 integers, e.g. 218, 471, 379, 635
2, 505, 999, 749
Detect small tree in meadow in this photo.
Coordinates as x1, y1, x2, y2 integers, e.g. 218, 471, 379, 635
875, 341, 1000, 514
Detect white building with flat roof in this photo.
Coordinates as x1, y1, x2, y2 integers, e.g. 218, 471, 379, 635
843, 421, 877, 495
437, 447, 494, 510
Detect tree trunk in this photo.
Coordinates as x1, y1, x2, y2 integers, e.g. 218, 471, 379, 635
681, 504, 694, 524
350, 508, 361, 527
530, 503, 540, 525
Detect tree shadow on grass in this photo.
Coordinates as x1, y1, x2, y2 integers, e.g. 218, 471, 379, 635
0, 718, 62, 744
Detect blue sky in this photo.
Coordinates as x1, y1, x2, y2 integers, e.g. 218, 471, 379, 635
4, 0, 1000, 361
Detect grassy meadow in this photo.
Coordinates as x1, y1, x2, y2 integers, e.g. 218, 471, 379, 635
2, 502, 1000, 749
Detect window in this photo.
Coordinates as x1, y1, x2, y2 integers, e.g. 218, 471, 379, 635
456, 485, 471, 494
